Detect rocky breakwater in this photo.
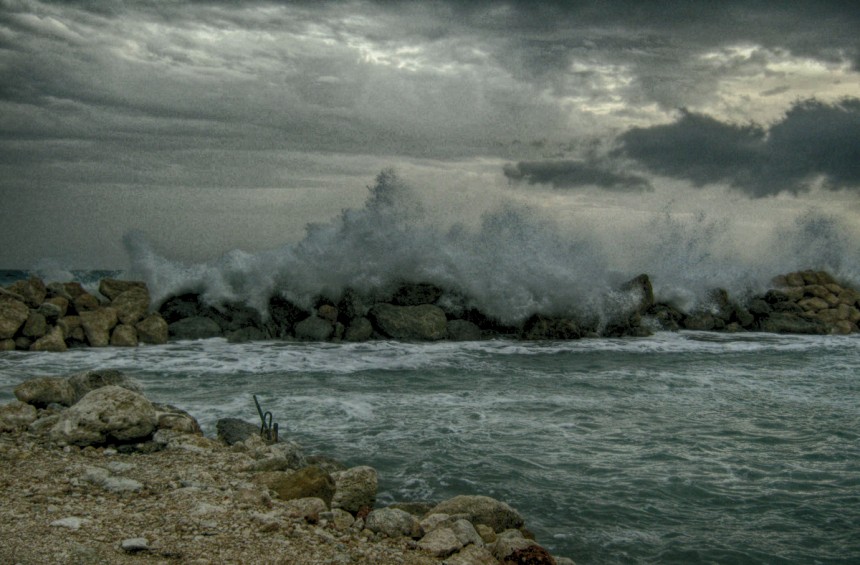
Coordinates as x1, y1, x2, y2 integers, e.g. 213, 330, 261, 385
1, 369, 574, 564
647, 269, 860, 335
0, 277, 168, 352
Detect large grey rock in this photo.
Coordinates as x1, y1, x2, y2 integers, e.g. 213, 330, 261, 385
39, 299, 66, 321
390, 282, 444, 306
0, 295, 29, 339
110, 324, 139, 347
14, 377, 76, 407
282, 497, 328, 521
331, 465, 377, 514
111, 287, 150, 325
294, 316, 333, 341
758, 312, 827, 334
22, 312, 48, 338
426, 495, 524, 533
168, 316, 222, 340
68, 369, 143, 403
7, 277, 47, 307
418, 527, 464, 557
153, 403, 202, 435
365, 507, 423, 538
135, 313, 169, 344
50, 385, 157, 445
490, 529, 538, 561
216, 418, 260, 445
30, 326, 68, 352
447, 319, 482, 341
0, 401, 38, 432
344, 317, 373, 342
98, 278, 147, 302
79, 307, 119, 346
368, 303, 447, 341
445, 545, 499, 565
521, 314, 580, 340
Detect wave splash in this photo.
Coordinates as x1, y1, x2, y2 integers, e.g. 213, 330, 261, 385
124, 170, 860, 324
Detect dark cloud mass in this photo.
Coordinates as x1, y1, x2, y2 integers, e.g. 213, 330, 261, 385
503, 160, 652, 192
617, 98, 860, 196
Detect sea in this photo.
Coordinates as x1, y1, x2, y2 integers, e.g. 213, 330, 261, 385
1, 278, 858, 563
2, 178, 860, 563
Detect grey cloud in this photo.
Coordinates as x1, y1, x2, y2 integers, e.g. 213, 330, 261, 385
616, 98, 860, 196
503, 160, 652, 192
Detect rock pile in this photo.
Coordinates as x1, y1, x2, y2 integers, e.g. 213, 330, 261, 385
2, 269, 858, 352
0, 370, 573, 564
0, 277, 168, 352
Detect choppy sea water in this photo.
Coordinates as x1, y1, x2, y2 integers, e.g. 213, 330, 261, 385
1, 332, 858, 564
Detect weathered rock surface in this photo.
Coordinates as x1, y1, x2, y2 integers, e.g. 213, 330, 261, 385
447, 319, 483, 341
294, 315, 334, 341
0, 401, 38, 432
49, 385, 157, 445
256, 466, 336, 505
369, 304, 447, 341
110, 324, 139, 347
99, 278, 148, 301
168, 316, 222, 340
427, 495, 525, 533
15, 376, 77, 407
30, 325, 68, 352
135, 313, 169, 344
0, 294, 29, 339
79, 307, 119, 347
111, 287, 150, 325
217, 417, 260, 445
345, 317, 374, 341
331, 465, 378, 514
366, 507, 424, 538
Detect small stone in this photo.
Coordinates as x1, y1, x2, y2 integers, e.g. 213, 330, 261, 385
121, 537, 150, 553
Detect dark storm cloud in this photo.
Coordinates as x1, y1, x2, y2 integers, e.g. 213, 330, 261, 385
503, 160, 651, 192
616, 98, 860, 196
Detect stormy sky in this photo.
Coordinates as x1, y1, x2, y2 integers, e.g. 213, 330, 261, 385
1, 1, 859, 268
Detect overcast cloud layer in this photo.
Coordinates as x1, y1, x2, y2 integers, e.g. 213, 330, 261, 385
1, 1, 859, 267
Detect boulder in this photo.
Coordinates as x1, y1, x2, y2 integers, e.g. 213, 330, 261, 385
502, 545, 557, 564
282, 497, 328, 522
338, 288, 371, 320
758, 312, 827, 334
256, 466, 335, 505
210, 301, 263, 333
490, 530, 538, 562
318, 304, 338, 322
521, 315, 580, 340
110, 324, 139, 347
49, 385, 157, 445
72, 292, 101, 313
67, 369, 143, 404
446, 545, 499, 565
168, 316, 222, 340
79, 307, 119, 347
621, 274, 654, 314
418, 527, 464, 557
158, 293, 205, 324
30, 326, 68, 352
447, 320, 482, 341
0, 401, 38, 432
331, 466, 378, 515
14, 376, 76, 407
216, 418, 260, 445
266, 296, 309, 338
682, 312, 715, 331
46, 282, 73, 301
427, 495, 524, 533
294, 316, 333, 341
153, 403, 203, 435
39, 299, 66, 321
798, 297, 829, 312
62, 281, 87, 299
22, 312, 48, 338
0, 295, 29, 339
344, 317, 374, 342
365, 507, 423, 539
135, 313, 169, 344
368, 303, 448, 341
98, 278, 147, 302
7, 276, 46, 307
111, 287, 150, 325
0, 338, 14, 351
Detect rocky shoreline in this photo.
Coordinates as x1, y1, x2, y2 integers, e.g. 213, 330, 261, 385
1, 369, 570, 564
1, 269, 859, 352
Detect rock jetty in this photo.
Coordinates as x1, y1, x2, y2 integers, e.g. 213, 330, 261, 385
0, 370, 573, 564
1, 269, 858, 352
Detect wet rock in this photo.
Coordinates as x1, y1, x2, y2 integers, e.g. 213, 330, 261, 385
447, 319, 482, 341
390, 282, 444, 306
344, 317, 373, 342
158, 293, 205, 324
621, 274, 654, 314
226, 326, 267, 343
502, 544, 557, 564
521, 315, 580, 340
30, 326, 68, 352
73, 292, 102, 313
111, 287, 150, 325
50, 385, 157, 446
757, 312, 827, 334
266, 296, 309, 338
22, 311, 48, 338
7, 276, 46, 307
99, 278, 147, 302
79, 307, 119, 347
682, 312, 715, 331
110, 324, 139, 347
168, 317, 222, 340
294, 315, 333, 341
427, 495, 524, 533
0, 294, 29, 339
0, 338, 14, 351
491, 529, 538, 561
39, 299, 66, 321
135, 313, 169, 344
369, 303, 447, 341
331, 466, 378, 515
